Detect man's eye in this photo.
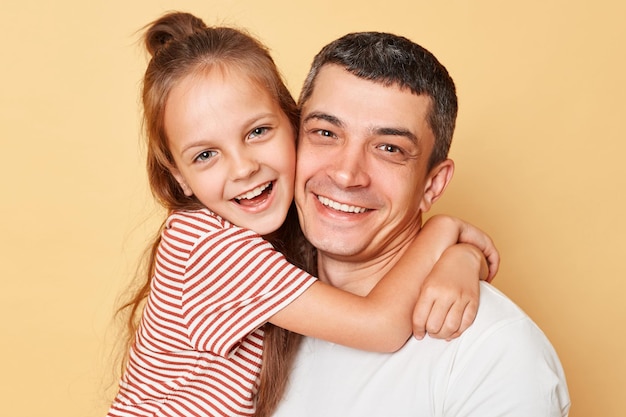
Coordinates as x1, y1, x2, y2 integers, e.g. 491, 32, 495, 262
305, 127, 338, 144
315, 129, 335, 138
378, 144, 401, 153
195, 150, 217, 162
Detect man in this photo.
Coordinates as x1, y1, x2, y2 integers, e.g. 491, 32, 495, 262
273, 32, 570, 416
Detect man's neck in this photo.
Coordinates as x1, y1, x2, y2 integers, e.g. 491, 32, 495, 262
316, 227, 420, 296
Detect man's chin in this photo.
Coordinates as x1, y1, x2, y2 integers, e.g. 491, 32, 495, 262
306, 233, 369, 259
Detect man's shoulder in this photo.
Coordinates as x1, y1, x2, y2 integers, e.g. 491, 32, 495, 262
276, 282, 569, 417
456, 281, 550, 350
294, 282, 549, 373
377, 281, 557, 370
474, 281, 530, 325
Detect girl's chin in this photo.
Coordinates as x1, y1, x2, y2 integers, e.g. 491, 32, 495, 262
238, 215, 286, 236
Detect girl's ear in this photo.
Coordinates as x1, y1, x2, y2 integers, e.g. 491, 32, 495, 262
170, 167, 194, 197
419, 159, 455, 213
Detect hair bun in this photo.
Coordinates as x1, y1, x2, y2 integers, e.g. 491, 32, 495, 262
144, 12, 207, 57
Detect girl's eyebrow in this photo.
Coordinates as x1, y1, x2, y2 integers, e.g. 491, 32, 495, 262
181, 139, 212, 155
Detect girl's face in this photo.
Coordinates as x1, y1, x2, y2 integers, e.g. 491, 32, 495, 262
164, 67, 296, 235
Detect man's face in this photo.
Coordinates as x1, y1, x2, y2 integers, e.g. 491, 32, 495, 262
295, 64, 440, 262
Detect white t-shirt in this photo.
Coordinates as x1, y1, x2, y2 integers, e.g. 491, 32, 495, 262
273, 282, 570, 417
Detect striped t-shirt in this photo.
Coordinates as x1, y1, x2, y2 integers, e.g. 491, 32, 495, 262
108, 209, 316, 417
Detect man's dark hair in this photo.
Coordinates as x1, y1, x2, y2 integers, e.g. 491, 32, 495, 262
299, 32, 458, 168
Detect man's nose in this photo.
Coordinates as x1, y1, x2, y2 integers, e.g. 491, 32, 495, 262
328, 144, 370, 188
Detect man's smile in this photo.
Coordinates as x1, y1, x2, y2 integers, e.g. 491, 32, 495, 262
316, 195, 368, 214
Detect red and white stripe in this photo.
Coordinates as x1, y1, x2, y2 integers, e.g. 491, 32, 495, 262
108, 209, 316, 417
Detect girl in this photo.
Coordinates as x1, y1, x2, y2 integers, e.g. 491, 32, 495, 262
108, 11, 497, 417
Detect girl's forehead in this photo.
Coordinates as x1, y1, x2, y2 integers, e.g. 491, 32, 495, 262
189, 63, 271, 91
164, 65, 289, 141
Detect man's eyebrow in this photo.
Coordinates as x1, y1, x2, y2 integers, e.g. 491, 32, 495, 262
302, 112, 419, 143
301, 112, 344, 128
374, 127, 418, 144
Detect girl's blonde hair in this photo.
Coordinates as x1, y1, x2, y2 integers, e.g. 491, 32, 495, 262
116, 11, 313, 417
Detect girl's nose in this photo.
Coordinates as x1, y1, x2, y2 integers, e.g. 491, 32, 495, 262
230, 148, 260, 181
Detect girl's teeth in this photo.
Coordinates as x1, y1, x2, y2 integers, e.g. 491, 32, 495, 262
317, 196, 367, 213
236, 182, 272, 201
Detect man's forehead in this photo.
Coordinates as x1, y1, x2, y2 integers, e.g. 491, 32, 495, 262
301, 64, 433, 136
305, 64, 430, 106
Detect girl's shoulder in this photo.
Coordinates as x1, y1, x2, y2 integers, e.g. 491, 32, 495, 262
166, 208, 233, 234
163, 208, 268, 257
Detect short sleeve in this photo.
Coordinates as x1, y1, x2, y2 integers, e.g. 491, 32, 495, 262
180, 225, 316, 357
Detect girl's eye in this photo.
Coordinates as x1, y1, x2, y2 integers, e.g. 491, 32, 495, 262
195, 150, 217, 162
249, 126, 269, 139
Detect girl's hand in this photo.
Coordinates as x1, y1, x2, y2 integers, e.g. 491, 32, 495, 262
412, 243, 487, 340
453, 216, 499, 282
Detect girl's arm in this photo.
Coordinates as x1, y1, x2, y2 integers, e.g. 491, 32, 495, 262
268, 215, 492, 352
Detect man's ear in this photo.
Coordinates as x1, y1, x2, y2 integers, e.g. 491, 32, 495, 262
419, 159, 454, 213
170, 167, 194, 197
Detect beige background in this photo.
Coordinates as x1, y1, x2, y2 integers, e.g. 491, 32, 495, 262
2, 0, 624, 416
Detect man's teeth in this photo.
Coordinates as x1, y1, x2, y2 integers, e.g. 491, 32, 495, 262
236, 182, 272, 201
318, 196, 367, 213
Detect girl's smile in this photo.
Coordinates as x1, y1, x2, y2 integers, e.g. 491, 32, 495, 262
234, 181, 274, 206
